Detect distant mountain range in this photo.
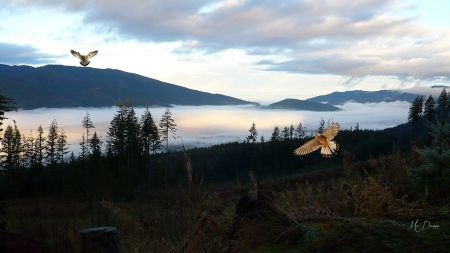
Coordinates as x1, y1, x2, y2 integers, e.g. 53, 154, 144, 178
307, 90, 417, 105
0, 64, 254, 109
265, 99, 341, 111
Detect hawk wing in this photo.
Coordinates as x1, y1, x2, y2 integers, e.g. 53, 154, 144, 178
293, 138, 322, 156
70, 50, 82, 60
86, 50, 98, 59
322, 123, 340, 140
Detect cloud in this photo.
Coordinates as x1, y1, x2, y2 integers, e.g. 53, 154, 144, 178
2, 0, 450, 80
5, 102, 410, 155
0, 42, 61, 65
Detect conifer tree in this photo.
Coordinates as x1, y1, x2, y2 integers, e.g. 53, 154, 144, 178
424, 94, 436, 121
246, 122, 258, 143
413, 116, 450, 177
89, 132, 102, 159
295, 122, 306, 139
159, 107, 177, 188
140, 107, 160, 155
82, 111, 95, 156
23, 130, 35, 168
0, 93, 16, 141
1, 125, 15, 168
281, 126, 290, 141
437, 88, 447, 110
34, 125, 46, 170
270, 126, 281, 142
12, 124, 21, 169
107, 99, 127, 157
318, 117, 325, 133
46, 118, 59, 165
289, 124, 295, 139
79, 133, 88, 161
56, 128, 70, 164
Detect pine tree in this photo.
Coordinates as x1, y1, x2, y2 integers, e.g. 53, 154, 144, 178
424, 94, 436, 121
0, 92, 16, 142
413, 116, 450, 177
82, 111, 95, 157
12, 124, 21, 169
289, 124, 295, 139
46, 118, 59, 165
408, 95, 424, 137
89, 132, 102, 159
246, 122, 258, 143
159, 107, 177, 188
79, 133, 88, 161
140, 107, 160, 155
260, 135, 265, 143
318, 117, 325, 133
56, 128, 70, 164
437, 88, 447, 110
107, 99, 127, 157
295, 122, 306, 139
270, 126, 281, 142
34, 125, 46, 170
23, 130, 35, 168
281, 126, 290, 141
1, 125, 15, 168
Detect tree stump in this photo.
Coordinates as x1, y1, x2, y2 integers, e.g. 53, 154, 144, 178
79, 227, 124, 253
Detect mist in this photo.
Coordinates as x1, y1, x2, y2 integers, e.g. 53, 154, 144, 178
3, 101, 410, 155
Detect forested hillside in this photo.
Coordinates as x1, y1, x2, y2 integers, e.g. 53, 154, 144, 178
0, 89, 449, 253
0, 64, 255, 109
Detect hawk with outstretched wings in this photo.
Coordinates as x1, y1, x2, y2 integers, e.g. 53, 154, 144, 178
293, 123, 340, 158
70, 49, 98, 66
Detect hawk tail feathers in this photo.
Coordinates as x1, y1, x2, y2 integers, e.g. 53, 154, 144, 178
321, 141, 339, 158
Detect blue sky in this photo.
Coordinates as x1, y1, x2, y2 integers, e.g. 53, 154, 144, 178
1, 0, 449, 103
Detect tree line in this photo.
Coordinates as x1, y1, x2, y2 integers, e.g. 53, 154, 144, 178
0, 93, 400, 200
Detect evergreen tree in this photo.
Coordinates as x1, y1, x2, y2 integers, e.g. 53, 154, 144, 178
1, 125, 15, 168
159, 107, 177, 188
140, 107, 160, 155
56, 128, 70, 164
408, 95, 424, 137
260, 135, 265, 143
270, 126, 281, 142
289, 124, 295, 139
159, 107, 178, 153
89, 132, 102, 159
46, 118, 59, 165
437, 88, 447, 110
281, 126, 290, 141
246, 122, 258, 143
107, 99, 127, 158
12, 124, 21, 169
413, 116, 450, 177
124, 98, 141, 192
22, 130, 35, 169
354, 122, 360, 132
82, 111, 95, 157
295, 122, 306, 139
79, 133, 88, 161
0, 93, 16, 141
424, 94, 436, 121
34, 125, 46, 170
318, 117, 325, 133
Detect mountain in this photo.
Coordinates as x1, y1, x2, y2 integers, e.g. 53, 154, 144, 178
265, 98, 341, 111
0, 64, 255, 109
307, 90, 417, 105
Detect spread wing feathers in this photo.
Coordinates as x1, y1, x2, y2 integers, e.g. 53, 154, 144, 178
293, 138, 322, 156
322, 123, 340, 140
70, 50, 82, 59
86, 50, 98, 59
321, 141, 339, 157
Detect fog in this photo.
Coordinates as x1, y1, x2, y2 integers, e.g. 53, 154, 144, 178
3, 101, 410, 155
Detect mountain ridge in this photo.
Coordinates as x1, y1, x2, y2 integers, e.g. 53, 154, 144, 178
0, 64, 255, 109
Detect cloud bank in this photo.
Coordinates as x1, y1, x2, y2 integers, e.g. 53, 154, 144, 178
2, 0, 450, 80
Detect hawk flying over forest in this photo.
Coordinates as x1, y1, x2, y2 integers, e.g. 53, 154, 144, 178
293, 123, 340, 158
70, 49, 98, 66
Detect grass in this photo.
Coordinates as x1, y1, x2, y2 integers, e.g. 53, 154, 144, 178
1, 148, 450, 252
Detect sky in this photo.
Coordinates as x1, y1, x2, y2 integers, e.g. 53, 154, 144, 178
1, 0, 450, 103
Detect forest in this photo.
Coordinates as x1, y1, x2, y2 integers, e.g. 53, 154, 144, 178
0, 89, 449, 252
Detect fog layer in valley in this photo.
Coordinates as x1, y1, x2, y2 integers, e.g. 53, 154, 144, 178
3, 101, 410, 155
